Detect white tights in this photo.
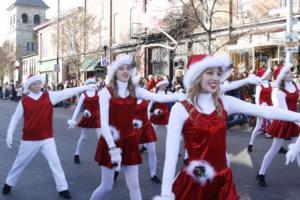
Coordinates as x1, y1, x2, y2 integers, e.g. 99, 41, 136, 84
145, 142, 157, 177
259, 137, 297, 175
90, 165, 142, 200
75, 128, 101, 155
249, 103, 267, 145
249, 117, 263, 145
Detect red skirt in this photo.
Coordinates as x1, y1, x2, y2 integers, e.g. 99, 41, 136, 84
138, 122, 157, 144
77, 115, 100, 128
150, 113, 169, 125
95, 134, 142, 168
173, 168, 238, 200
268, 120, 299, 139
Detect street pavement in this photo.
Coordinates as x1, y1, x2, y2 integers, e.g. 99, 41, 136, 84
0, 99, 300, 200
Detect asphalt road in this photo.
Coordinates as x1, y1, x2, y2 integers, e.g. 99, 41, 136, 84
0, 99, 300, 200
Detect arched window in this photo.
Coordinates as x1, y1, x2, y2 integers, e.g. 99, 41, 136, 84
21, 13, 28, 24
34, 15, 40, 25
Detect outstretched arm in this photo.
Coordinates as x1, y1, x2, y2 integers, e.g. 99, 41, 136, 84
136, 87, 185, 103
160, 103, 188, 196
254, 86, 261, 105
222, 95, 300, 122
220, 74, 261, 94
49, 84, 96, 105
67, 94, 85, 129
6, 101, 24, 148
99, 88, 116, 148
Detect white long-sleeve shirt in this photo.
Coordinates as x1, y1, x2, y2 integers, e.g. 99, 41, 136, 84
161, 93, 300, 196
7, 86, 92, 138
99, 80, 183, 148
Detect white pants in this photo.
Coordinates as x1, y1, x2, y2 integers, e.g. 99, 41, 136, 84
75, 128, 101, 155
5, 138, 68, 192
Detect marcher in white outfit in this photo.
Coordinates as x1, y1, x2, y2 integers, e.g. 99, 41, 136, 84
2, 74, 97, 199
68, 77, 102, 164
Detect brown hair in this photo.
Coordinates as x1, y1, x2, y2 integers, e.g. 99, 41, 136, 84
109, 73, 136, 98
187, 69, 223, 116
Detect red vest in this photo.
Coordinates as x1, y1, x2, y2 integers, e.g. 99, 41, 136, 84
282, 83, 299, 112
259, 83, 272, 106
22, 92, 53, 140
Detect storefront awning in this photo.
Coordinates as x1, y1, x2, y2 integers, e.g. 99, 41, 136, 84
81, 56, 102, 72
39, 60, 56, 72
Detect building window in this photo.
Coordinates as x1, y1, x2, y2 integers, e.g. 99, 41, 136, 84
113, 13, 120, 43
31, 42, 35, 51
34, 15, 40, 25
26, 42, 30, 51
238, 0, 251, 18
130, 7, 140, 37
21, 13, 28, 24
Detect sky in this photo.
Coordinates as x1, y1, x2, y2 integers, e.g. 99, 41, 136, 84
0, 0, 84, 44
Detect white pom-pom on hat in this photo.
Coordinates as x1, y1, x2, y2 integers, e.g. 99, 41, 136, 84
183, 54, 232, 89
23, 74, 45, 94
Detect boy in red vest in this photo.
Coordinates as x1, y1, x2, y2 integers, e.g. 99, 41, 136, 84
2, 74, 97, 199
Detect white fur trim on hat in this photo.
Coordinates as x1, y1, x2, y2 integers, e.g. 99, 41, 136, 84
23, 74, 45, 94
185, 160, 215, 185
183, 54, 232, 89
156, 79, 169, 87
85, 77, 97, 85
107, 54, 134, 80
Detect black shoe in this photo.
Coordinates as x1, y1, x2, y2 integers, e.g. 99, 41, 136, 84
151, 175, 161, 184
59, 190, 71, 199
2, 184, 12, 195
74, 155, 80, 164
183, 158, 188, 166
140, 146, 147, 153
247, 145, 253, 153
114, 171, 119, 182
278, 147, 287, 154
256, 173, 267, 187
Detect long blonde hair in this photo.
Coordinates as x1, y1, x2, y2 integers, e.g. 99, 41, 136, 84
109, 75, 136, 98
187, 71, 223, 116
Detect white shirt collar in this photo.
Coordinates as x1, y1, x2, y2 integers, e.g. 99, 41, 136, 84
28, 91, 43, 100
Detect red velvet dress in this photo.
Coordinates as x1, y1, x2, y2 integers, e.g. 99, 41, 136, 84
77, 91, 101, 128
268, 83, 299, 138
172, 100, 238, 200
134, 100, 157, 144
259, 83, 273, 106
150, 92, 170, 125
95, 88, 142, 168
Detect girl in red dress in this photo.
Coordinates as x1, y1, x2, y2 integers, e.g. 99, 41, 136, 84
154, 55, 300, 200
67, 77, 101, 163
90, 55, 184, 200
133, 80, 160, 183
257, 66, 300, 187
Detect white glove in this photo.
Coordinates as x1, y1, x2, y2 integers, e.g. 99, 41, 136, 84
153, 193, 175, 200
67, 119, 77, 129
175, 92, 186, 101
84, 84, 98, 91
6, 133, 13, 148
286, 143, 300, 165
109, 147, 122, 165
246, 74, 262, 85
83, 109, 92, 118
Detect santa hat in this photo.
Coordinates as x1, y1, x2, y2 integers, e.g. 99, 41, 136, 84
256, 68, 266, 77
107, 54, 136, 80
273, 65, 283, 80
85, 77, 97, 85
23, 74, 45, 94
183, 54, 232, 89
156, 77, 169, 87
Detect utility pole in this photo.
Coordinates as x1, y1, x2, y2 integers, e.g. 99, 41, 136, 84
56, 0, 60, 86
285, 0, 293, 65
